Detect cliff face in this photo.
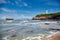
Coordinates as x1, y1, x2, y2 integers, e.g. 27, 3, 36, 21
32, 15, 60, 20
50, 15, 60, 20
32, 17, 48, 20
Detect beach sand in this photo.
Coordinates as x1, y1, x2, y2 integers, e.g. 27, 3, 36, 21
47, 31, 60, 40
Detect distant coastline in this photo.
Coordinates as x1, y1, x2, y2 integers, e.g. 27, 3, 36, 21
32, 12, 60, 20
6, 18, 14, 20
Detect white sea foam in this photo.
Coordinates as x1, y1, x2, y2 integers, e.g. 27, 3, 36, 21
22, 34, 46, 40
2, 36, 9, 40
47, 31, 60, 38
1, 20, 60, 40
6, 20, 13, 22
22, 32, 60, 40
1, 23, 21, 25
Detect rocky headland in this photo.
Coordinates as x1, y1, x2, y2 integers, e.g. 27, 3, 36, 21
32, 12, 60, 20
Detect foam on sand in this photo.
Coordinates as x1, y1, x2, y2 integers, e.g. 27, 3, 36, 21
47, 31, 60, 40
22, 34, 47, 40
22, 31, 60, 40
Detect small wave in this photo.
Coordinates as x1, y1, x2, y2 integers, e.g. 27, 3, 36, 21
22, 34, 47, 40
1, 23, 21, 25
47, 31, 60, 38
22, 31, 60, 40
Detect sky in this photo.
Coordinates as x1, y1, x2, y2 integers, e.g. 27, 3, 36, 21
0, 0, 60, 19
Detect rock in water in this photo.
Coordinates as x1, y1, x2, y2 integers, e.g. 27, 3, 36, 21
11, 34, 17, 37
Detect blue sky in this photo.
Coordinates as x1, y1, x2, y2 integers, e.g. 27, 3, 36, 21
0, 0, 60, 19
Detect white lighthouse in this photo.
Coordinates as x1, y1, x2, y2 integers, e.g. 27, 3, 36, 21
46, 10, 48, 14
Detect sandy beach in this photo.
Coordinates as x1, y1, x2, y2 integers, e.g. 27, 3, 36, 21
47, 31, 60, 40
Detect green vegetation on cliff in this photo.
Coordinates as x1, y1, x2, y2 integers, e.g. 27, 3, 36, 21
36, 12, 60, 17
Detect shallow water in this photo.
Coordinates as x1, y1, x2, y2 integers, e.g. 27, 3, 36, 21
0, 20, 60, 40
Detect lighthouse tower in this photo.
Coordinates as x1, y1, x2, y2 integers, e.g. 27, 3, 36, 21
46, 10, 48, 14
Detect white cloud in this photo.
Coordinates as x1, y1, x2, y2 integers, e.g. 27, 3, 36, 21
0, 14, 32, 19
1, 8, 17, 12
7, 1, 10, 3
23, 2, 28, 6
0, 0, 7, 4
7, 1, 14, 5
15, 1, 19, 4
15, 0, 21, 4
1, 15, 12, 19
15, 1, 28, 7
18, 0, 21, 1
1, 16, 7, 19
25, 11, 31, 13
17, 14, 32, 19
11, 3, 15, 5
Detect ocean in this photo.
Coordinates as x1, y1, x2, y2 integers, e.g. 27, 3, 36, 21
0, 19, 60, 40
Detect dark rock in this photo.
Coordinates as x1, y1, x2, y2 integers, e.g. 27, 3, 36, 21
11, 34, 17, 37
49, 28, 60, 31
26, 30, 34, 33
6, 18, 14, 20
49, 15, 60, 20
45, 23, 49, 25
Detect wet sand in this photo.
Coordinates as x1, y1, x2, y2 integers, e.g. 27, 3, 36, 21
47, 31, 60, 40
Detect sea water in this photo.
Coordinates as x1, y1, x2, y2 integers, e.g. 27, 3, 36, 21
0, 19, 60, 40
